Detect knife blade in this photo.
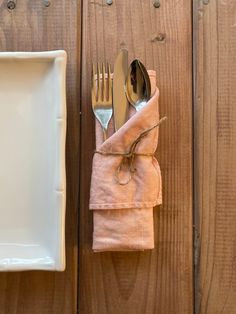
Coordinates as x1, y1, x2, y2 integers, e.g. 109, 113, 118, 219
112, 49, 128, 131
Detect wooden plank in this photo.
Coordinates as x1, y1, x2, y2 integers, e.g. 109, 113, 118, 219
0, 0, 80, 313
194, 0, 236, 313
79, 1, 193, 313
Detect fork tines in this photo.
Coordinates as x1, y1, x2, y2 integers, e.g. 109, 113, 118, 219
92, 62, 112, 103
91, 62, 113, 141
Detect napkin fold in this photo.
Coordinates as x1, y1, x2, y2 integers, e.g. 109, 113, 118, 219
89, 71, 163, 251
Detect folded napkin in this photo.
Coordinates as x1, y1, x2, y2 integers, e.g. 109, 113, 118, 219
89, 71, 164, 251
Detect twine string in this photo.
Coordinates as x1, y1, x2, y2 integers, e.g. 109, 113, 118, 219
95, 116, 167, 185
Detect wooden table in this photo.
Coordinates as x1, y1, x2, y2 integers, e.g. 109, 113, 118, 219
0, 1, 235, 313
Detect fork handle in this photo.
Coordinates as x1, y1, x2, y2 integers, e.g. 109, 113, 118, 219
102, 128, 107, 142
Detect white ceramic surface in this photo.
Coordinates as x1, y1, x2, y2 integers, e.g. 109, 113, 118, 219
0, 50, 67, 271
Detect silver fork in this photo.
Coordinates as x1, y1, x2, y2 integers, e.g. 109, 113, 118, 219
91, 62, 113, 141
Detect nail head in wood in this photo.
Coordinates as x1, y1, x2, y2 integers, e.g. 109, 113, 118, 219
106, 0, 113, 5
153, 0, 160, 8
203, 0, 209, 4
7, 0, 16, 10
44, 0, 51, 7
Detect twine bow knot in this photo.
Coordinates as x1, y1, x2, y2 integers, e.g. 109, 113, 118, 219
95, 116, 167, 185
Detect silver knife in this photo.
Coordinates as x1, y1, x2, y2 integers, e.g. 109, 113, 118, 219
113, 49, 128, 131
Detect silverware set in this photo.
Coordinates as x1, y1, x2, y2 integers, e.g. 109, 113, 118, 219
91, 49, 151, 141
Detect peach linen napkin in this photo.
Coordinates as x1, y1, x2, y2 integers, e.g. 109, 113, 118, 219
89, 71, 164, 251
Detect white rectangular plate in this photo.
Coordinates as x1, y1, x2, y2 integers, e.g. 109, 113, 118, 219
0, 50, 67, 271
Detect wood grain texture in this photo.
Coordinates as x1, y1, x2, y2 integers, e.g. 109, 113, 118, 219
194, 0, 236, 313
79, 1, 193, 313
0, 1, 80, 313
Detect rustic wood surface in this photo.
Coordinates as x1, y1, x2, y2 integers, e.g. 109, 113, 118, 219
79, 1, 193, 313
0, 0, 80, 313
2, 0, 235, 313
194, 0, 236, 313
